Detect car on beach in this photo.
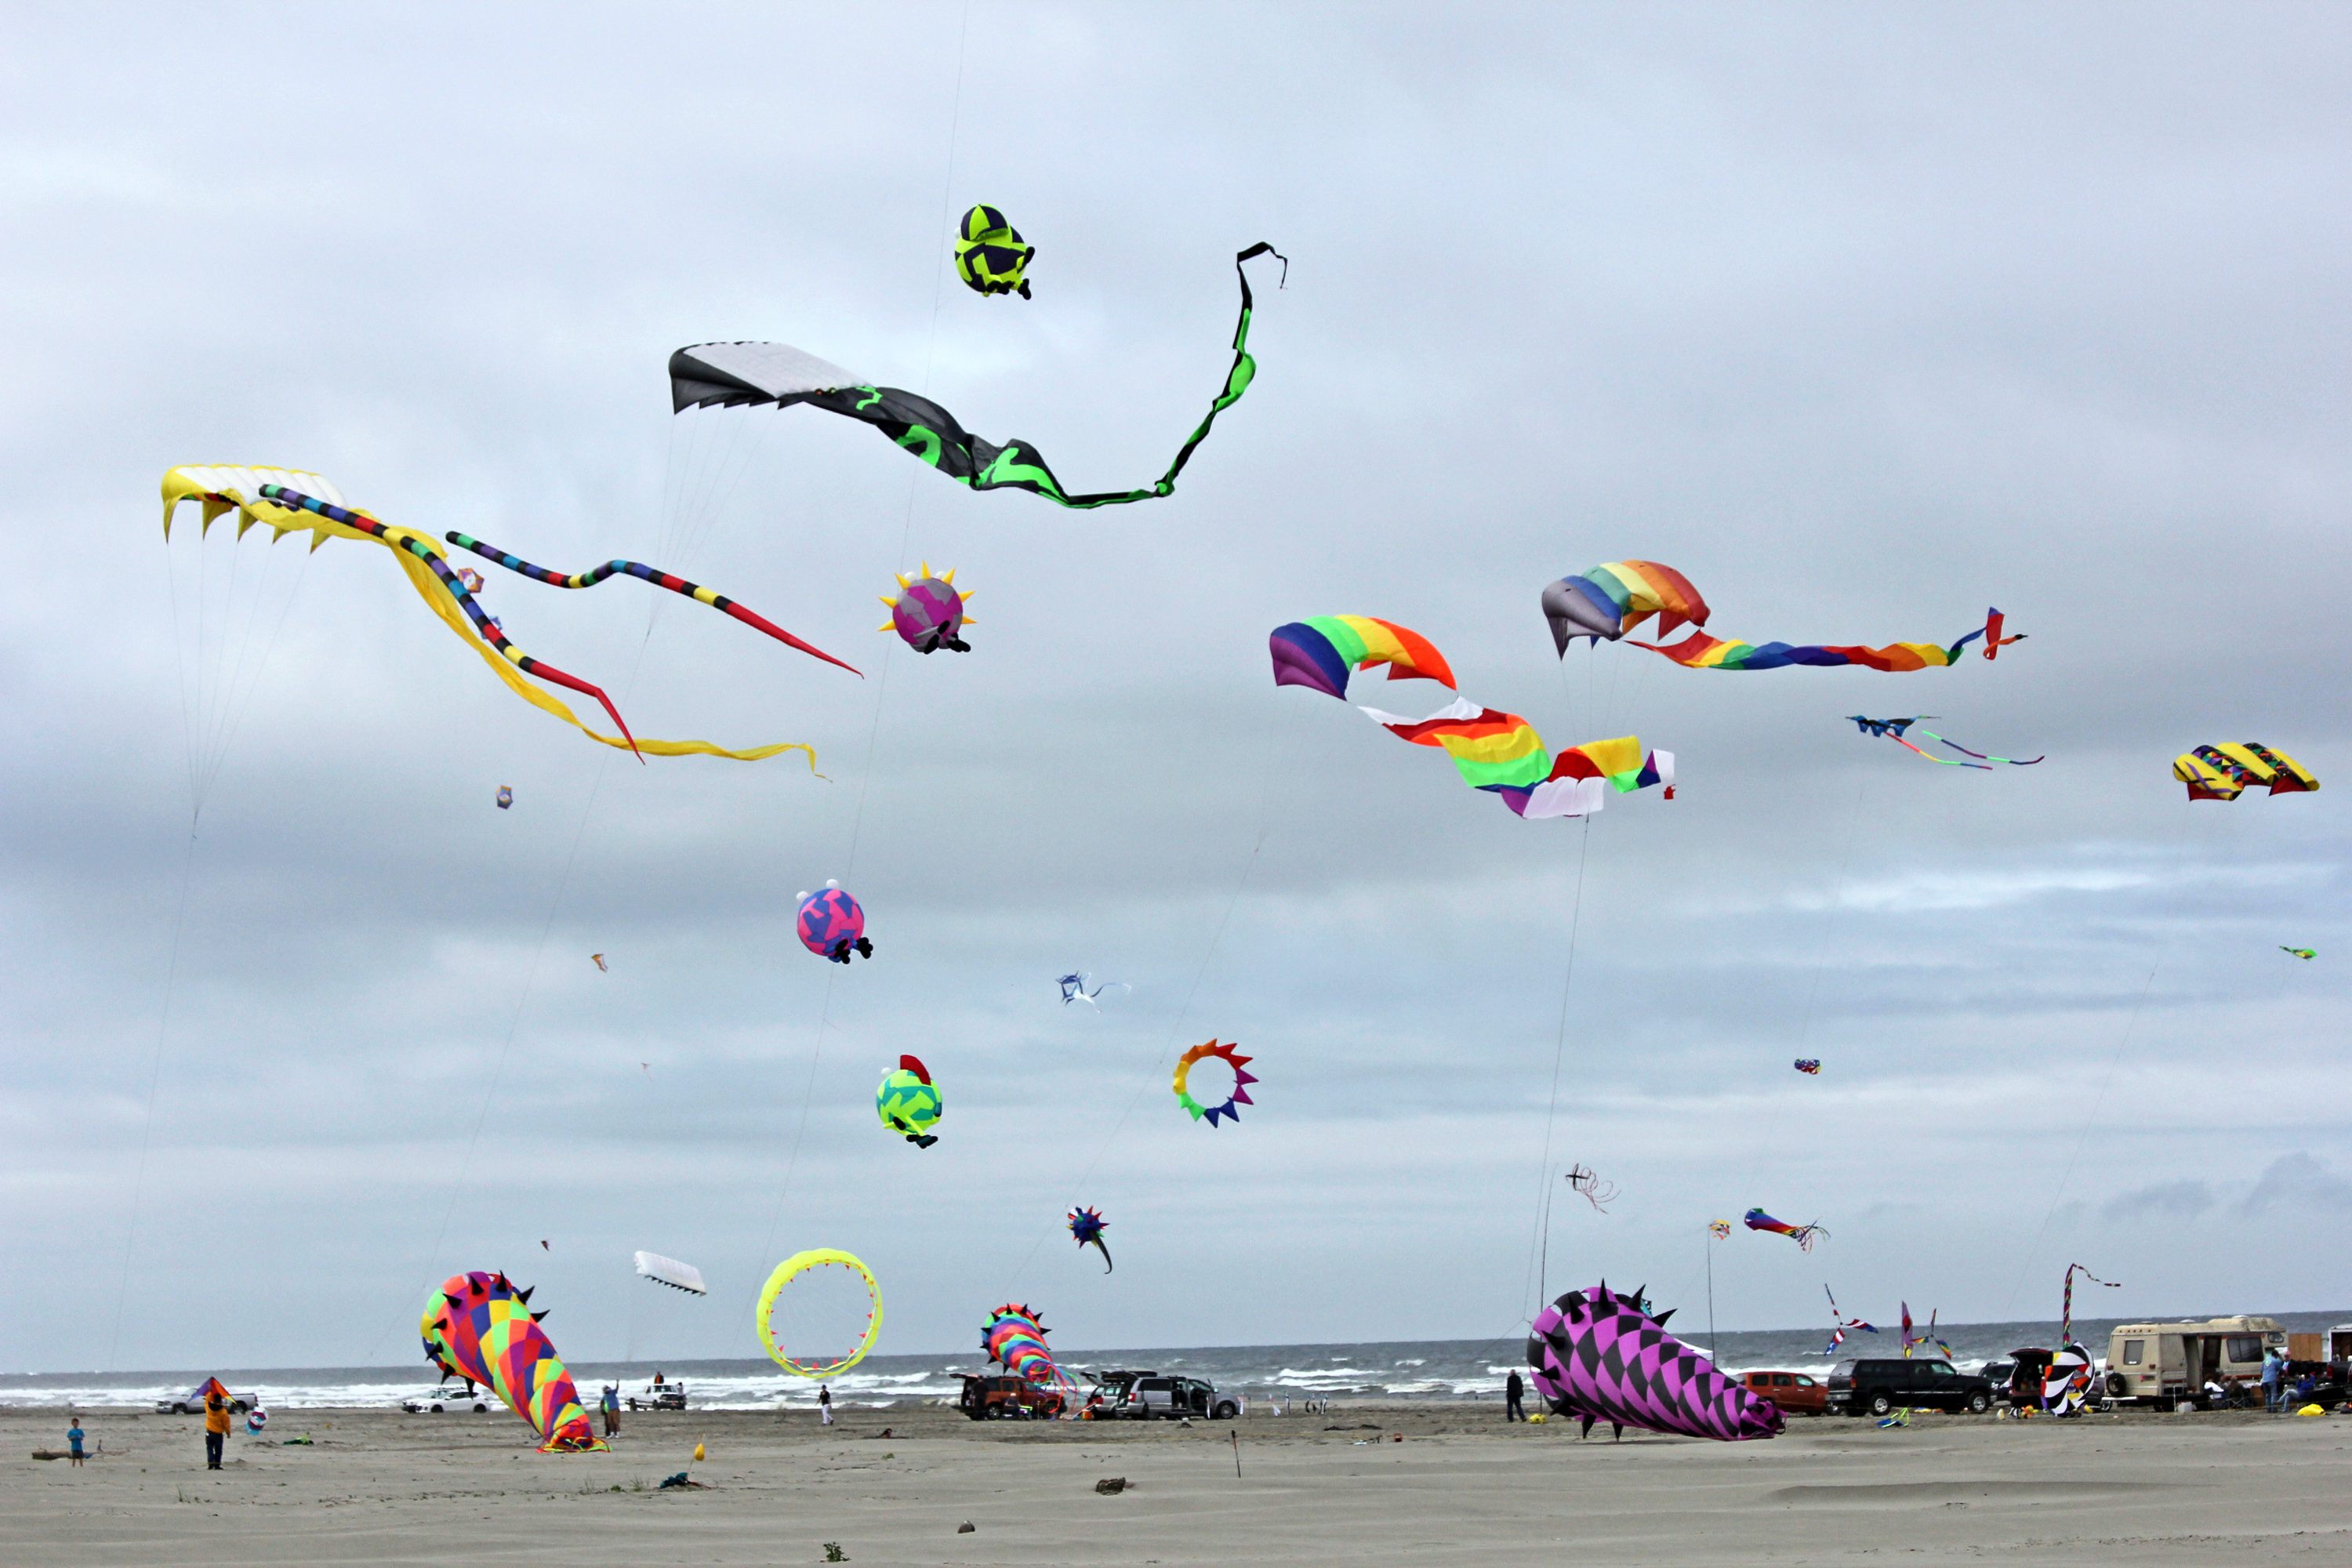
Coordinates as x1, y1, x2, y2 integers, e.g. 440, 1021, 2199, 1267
158, 1387, 258, 1414
401, 1386, 490, 1413
1085, 1370, 1239, 1421
1825, 1358, 1995, 1417
626, 1380, 687, 1411
959, 1374, 1066, 1421
1737, 1370, 1827, 1416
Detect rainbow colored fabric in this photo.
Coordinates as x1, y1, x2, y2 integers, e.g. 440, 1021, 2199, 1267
1173, 1040, 1257, 1126
1635, 622, 1996, 671
1543, 561, 1711, 651
2172, 743, 2319, 802
1526, 1282, 1781, 1442
982, 1305, 1074, 1393
1269, 617, 1671, 819
1743, 1208, 1828, 1252
420, 1271, 603, 1453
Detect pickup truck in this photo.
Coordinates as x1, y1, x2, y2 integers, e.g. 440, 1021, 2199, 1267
1086, 1369, 1239, 1421
158, 1387, 257, 1415
626, 1380, 688, 1411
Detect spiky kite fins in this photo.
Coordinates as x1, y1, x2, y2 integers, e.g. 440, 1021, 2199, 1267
419, 1270, 604, 1453
1172, 1040, 1257, 1126
878, 561, 974, 653
1524, 1279, 1783, 1443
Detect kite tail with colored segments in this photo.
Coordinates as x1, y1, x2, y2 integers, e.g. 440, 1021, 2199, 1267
1635, 608, 2020, 673
443, 532, 861, 676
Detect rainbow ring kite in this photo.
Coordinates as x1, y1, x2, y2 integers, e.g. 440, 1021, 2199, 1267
1173, 1040, 1257, 1127
755, 1248, 884, 1378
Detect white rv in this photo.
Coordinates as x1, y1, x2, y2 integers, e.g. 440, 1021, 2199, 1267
2103, 1316, 2285, 1405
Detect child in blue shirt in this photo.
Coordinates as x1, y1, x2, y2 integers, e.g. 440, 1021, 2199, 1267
67, 1417, 85, 1467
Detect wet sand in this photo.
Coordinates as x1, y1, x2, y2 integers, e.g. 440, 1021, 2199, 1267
8, 1402, 2349, 1566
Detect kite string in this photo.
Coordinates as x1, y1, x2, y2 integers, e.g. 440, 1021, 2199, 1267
1521, 814, 1592, 1325
107, 826, 197, 1370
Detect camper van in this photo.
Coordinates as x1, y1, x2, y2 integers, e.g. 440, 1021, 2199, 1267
2103, 1316, 2286, 1405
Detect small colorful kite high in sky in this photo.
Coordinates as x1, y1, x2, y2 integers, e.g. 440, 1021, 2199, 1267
879, 564, 971, 653
2282, 947, 2318, 960
2173, 744, 2319, 801
1067, 1207, 1112, 1273
1744, 1208, 1828, 1252
1174, 1040, 1256, 1126
955, 205, 1035, 299
1848, 715, 2042, 768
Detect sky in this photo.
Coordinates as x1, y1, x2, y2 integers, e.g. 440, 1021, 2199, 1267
4, 2, 2350, 1375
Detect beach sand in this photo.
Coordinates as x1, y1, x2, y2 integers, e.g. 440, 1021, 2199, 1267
7, 1402, 2347, 1566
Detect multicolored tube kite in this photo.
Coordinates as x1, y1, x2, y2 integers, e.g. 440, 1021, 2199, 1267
1269, 615, 1673, 819
1544, 561, 2024, 671
420, 1270, 604, 1453
1525, 1281, 1782, 1442
1743, 1208, 1828, 1252
982, 1305, 1076, 1394
2172, 743, 2318, 802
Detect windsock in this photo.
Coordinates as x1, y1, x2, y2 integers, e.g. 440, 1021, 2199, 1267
982, 1304, 1075, 1393
421, 1270, 604, 1453
1525, 1280, 1783, 1443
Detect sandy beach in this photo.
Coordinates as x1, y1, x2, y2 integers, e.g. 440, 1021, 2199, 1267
9, 1403, 2347, 1566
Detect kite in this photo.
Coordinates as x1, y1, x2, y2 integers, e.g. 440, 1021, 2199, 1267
590, 954, 608, 972
496, 786, 513, 809
419, 1270, 604, 1452
2040, 1344, 2097, 1416
1900, 1303, 1951, 1360
982, 1304, 1076, 1394
756, 1249, 883, 1377
878, 563, 972, 653
1848, 715, 2042, 768
2283, 947, 2317, 960
457, 567, 485, 593
1544, 561, 2024, 672
2173, 743, 2319, 801
877, 1054, 942, 1148
1823, 1285, 1878, 1354
1744, 1208, 1827, 1252
162, 468, 821, 765
1067, 1207, 1113, 1273
668, 242, 1285, 510
797, 881, 872, 964
954, 204, 1035, 299
1058, 973, 1131, 1007
1270, 615, 1673, 819
1525, 1281, 1782, 1443
1174, 1040, 1256, 1126
444, 532, 859, 676
633, 1252, 708, 1296
1708, 1220, 1732, 1241
1563, 1165, 1619, 1213
2060, 1263, 2121, 1348
1793, 1059, 1820, 1075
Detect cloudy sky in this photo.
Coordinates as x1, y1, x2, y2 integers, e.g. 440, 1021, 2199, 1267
5, 2, 2349, 1374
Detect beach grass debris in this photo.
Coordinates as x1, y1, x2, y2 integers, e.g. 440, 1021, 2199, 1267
822, 1543, 848, 1562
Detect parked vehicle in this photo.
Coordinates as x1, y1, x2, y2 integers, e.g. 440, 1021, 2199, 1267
626, 1379, 687, 1411
401, 1386, 490, 1414
1825, 1358, 1995, 1417
1083, 1369, 1238, 1420
2101, 1317, 2286, 1406
1738, 1370, 1827, 1416
158, 1385, 257, 1415
960, 1374, 1065, 1421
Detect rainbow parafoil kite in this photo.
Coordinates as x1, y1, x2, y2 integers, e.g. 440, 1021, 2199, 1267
1269, 615, 1673, 819
877, 1055, 942, 1148
162, 467, 826, 764
1174, 1040, 1256, 1126
1793, 1059, 1820, 1075
1067, 1207, 1112, 1273
1525, 1281, 1781, 1443
1743, 1208, 1828, 1252
669, 244, 1283, 512
419, 1271, 604, 1452
2172, 743, 2319, 802
955, 205, 1035, 299
797, 881, 872, 963
982, 1304, 1075, 1394
1545, 561, 2024, 672
878, 562, 971, 653
1848, 716, 2042, 768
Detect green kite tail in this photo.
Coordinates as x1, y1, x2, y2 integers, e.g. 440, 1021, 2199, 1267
669, 244, 1287, 510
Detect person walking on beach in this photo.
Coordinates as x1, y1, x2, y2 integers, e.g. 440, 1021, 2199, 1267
819, 1385, 833, 1426
2261, 1348, 2285, 1412
601, 1383, 620, 1438
203, 1385, 231, 1469
1505, 1370, 1526, 1421
67, 1417, 85, 1467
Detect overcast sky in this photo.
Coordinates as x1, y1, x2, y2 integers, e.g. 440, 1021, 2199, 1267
5, 2, 2349, 1375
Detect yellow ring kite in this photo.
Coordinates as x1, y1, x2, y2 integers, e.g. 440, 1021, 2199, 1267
755, 1249, 883, 1378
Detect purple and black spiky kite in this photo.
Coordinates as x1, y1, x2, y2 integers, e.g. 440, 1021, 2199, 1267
1525, 1279, 1783, 1443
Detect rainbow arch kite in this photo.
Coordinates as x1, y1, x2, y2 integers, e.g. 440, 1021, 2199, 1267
1269, 615, 1673, 819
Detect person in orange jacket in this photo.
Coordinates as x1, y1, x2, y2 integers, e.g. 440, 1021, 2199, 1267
203, 1384, 232, 1469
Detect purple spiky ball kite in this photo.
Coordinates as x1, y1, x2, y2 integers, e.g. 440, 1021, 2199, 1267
1525, 1280, 1783, 1443
796, 880, 872, 964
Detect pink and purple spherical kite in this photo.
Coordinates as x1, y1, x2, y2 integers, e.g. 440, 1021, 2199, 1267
1526, 1280, 1782, 1443
797, 880, 872, 964
878, 563, 972, 654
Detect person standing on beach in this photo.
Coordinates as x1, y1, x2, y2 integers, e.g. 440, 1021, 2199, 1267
601, 1384, 620, 1438
203, 1386, 230, 1469
819, 1385, 833, 1426
2261, 1348, 2284, 1412
1505, 1370, 1526, 1421
67, 1417, 85, 1467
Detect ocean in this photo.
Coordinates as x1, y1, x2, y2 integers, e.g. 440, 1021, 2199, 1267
6, 1310, 2343, 1411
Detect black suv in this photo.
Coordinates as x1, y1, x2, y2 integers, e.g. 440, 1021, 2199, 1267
1826, 1358, 1995, 1417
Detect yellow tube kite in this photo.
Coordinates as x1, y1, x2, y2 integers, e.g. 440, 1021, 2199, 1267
161, 466, 815, 765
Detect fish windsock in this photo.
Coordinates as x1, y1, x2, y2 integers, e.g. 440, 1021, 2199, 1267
1525, 1280, 1782, 1443
420, 1271, 604, 1453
